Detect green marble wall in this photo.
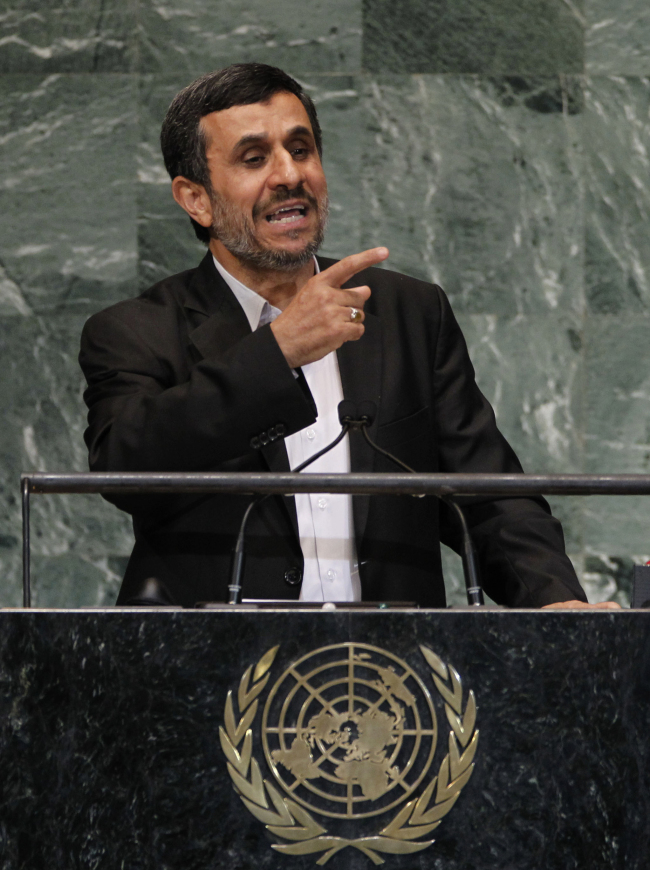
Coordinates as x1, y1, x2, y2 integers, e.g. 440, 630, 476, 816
1, 0, 649, 606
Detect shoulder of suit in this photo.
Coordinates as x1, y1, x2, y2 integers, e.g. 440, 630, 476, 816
82, 262, 201, 332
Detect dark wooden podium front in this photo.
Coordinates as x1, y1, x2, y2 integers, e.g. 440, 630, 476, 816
0, 608, 648, 870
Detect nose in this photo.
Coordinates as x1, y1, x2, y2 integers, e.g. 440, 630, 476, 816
267, 147, 304, 191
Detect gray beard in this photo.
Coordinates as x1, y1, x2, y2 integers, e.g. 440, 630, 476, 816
210, 193, 329, 271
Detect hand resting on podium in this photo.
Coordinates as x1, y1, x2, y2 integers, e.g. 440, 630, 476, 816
541, 600, 621, 610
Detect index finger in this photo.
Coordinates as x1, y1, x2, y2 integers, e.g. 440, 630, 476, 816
321, 247, 389, 288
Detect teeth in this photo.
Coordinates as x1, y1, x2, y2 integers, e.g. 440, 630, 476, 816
272, 205, 305, 215
267, 205, 307, 223
274, 213, 303, 224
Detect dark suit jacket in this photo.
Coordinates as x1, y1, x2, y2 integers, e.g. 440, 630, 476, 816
79, 252, 586, 608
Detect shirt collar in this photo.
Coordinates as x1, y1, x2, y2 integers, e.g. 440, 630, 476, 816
212, 254, 320, 331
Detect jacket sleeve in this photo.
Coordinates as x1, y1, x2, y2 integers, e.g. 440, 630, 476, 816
79, 307, 316, 473
431, 288, 587, 607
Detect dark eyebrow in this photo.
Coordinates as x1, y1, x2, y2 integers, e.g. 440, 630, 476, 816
232, 125, 314, 154
233, 133, 267, 152
286, 125, 314, 140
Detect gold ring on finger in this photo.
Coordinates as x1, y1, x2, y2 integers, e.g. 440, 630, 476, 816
350, 307, 362, 323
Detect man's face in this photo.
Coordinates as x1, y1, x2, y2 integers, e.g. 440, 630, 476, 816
201, 91, 328, 270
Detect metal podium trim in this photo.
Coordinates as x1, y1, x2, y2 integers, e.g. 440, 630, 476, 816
20, 471, 650, 608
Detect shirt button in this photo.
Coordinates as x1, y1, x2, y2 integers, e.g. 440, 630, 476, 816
326, 569, 337, 581
318, 497, 328, 510
306, 429, 316, 440
284, 567, 302, 587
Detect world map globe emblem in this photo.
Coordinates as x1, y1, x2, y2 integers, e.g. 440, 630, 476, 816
261, 643, 438, 820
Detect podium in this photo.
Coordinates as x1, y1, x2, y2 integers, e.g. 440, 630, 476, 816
0, 607, 648, 869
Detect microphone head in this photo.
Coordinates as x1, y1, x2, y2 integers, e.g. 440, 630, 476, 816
338, 400, 357, 425
357, 400, 377, 426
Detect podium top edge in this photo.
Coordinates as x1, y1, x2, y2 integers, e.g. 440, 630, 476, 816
17, 470, 650, 497
0, 607, 644, 614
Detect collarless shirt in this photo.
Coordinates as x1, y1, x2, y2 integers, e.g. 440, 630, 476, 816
212, 255, 360, 602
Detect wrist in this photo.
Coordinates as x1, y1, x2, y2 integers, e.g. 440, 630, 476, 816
270, 319, 300, 369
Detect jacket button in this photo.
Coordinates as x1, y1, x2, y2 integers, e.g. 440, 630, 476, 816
259, 430, 270, 446
250, 436, 261, 450
275, 423, 286, 437
284, 567, 302, 586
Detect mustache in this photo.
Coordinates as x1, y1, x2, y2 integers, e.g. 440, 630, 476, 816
252, 185, 321, 221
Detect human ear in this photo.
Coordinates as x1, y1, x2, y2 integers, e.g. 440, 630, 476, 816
171, 176, 213, 228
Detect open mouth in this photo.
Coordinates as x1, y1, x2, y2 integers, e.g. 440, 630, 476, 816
265, 204, 308, 224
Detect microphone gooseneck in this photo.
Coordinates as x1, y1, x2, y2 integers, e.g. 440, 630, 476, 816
227, 418, 352, 605
229, 400, 486, 608
228, 499, 259, 605
347, 402, 485, 607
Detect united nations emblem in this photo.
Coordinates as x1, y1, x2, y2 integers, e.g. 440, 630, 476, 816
220, 643, 478, 865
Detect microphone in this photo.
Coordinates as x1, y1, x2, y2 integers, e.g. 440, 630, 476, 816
125, 577, 179, 607
343, 401, 485, 607
227, 410, 354, 605
338, 400, 375, 428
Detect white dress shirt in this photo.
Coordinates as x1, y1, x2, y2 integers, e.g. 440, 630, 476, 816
212, 256, 360, 601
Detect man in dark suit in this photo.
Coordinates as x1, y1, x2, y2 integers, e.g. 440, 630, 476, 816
79, 63, 605, 610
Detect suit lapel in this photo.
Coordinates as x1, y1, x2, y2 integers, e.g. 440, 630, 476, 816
336, 312, 383, 547
184, 253, 299, 533
185, 253, 252, 360
188, 299, 251, 360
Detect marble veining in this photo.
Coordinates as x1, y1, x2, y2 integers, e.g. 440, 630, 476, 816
360, 75, 585, 316
584, 76, 650, 314
0, 73, 139, 315
2, 1, 650, 606
0, 610, 648, 869
0, 1, 137, 73
586, 0, 650, 75
138, 0, 362, 75
362, 0, 585, 74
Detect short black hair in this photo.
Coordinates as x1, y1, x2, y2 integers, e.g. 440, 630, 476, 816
160, 63, 322, 244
